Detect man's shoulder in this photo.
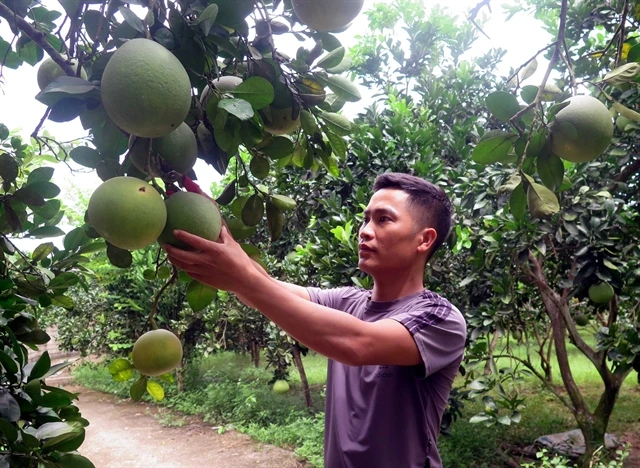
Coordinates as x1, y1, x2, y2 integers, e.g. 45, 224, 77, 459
306, 285, 369, 307
403, 289, 466, 332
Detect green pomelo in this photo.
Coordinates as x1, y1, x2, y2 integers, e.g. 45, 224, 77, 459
87, 176, 167, 250
292, 0, 364, 32
272, 379, 290, 394
130, 122, 198, 175
261, 106, 300, 136
574, 314, 590, 327
157, 192, 222, 249
200, 76, 243, 108
101, 38, 192, 138
550, 95, 613, 163
588, 282, 615, 304
132, 329, 183, 376
616, 115, 633, 132
37, 56, 88, 90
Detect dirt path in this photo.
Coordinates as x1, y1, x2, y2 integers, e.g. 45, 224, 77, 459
68, 386, 307, 468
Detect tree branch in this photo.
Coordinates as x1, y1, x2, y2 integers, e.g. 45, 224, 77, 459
506, 41, 556, 88
615, 1, 630, 67
509, 0, 569, 130
0, 2, 75, 76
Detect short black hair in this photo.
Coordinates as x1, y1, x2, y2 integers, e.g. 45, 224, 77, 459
373, 172, 453, 260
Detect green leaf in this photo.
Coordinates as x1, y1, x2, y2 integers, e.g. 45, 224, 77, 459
43, 427, 84, 451
27, 181, 60, 199
225, 218, 257, 240
266, 199, 284, 241
230, 77, 274, 109
36, 422, 74, 440
628, 43, 640, 62
35, 76, 96, 107
319, 111, 351, 136
602, 62, 640, 85
242, 194, 264, 226
486, 91, 521, 122
51, 295, 74, 310
250, 156, 270, 180
472, 131, 517, 164
0, 391, 20, 422
270, 194, 296, 211
187, 279, 216, 312
510, 183, 526, 221
261, 137, 294, 159
195, 3, 218, 35
109, 358, 134, 382
0, 153, 18, 183
70, 146, 101, 168
77, 241, 106, 255
300, 110, 320, 135
146, 380, 165, 401
13, 188, 45, 207
30, 242, 53, 263
27, 167, 54, 185
29, 226, 65, 238
0, 418, 18, 443
327, 131, 346, 158
0, 350, 19, 374
537, 154, 564, 191
527, 181, 560, 219
64, 227, 90, 251
218, 98, 254, 120
324, 75, 361, 102
49, 272, 80, 291
118, 6, 145, 34
57, 453, 95, 468
28, 351, 51, 381
106, 243, 132, 268
130, 376, 147, 401
215, 181, 236, 206
32, 199, 61, 220
316, 46, 345, 69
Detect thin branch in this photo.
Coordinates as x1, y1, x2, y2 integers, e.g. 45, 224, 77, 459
146, 270, 178, 330
468, 0, 491, 40
0, 2, 75, 76
506, 41, 556, 88
509, 0, 569, 130
31, 108, 51, 139
615, 0, 630, 67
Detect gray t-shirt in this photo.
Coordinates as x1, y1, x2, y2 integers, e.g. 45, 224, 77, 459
306, 286, 467, 468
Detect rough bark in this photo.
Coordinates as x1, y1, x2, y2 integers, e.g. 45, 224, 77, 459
292, 344, 312, 410
484, 329, 500, 375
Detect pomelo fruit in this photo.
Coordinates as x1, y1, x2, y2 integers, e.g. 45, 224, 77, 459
616, 114, 633, 132
588, 282, 615, 304
129, 122, 198, 175
87, 176, 167, 250
37, 56, 88, 90
292, 0, 364, 32
261, 107, 300, 135
157, 191, 222, 249
549, 95, 613, 163
101, 38, 192, 138
272, 379, 290, 394
574, 314, 590, 327
132, 329, 183, 376
200, 76, 243, 108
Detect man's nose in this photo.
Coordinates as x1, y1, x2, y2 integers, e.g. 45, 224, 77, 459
359, 223, 373, 240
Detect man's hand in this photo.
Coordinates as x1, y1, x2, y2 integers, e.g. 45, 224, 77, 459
163, 226, 256, 294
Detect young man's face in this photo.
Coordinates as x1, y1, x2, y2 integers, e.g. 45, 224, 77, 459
357, 188, 434, 277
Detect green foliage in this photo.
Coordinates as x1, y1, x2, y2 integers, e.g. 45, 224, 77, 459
0, 129, 95, 466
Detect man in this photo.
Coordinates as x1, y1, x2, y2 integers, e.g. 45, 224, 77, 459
165, 172, 467, 468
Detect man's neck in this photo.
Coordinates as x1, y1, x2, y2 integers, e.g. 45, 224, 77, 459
369, 269, 425, 302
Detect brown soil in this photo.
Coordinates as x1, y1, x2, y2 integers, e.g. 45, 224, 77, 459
68, 386, 308, 468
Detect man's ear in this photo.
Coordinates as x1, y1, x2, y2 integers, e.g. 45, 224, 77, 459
416, 227, 437, 254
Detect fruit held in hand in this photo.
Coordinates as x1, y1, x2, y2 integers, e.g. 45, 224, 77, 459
158, 191, 222, 249
588, 282, 615, 304
549, 95, 613, 163
87, 177, 167, 250
292, 0, 364, 32
37, 56, 88, 90
272, 379, 290, 394
101, 38, 192, 138
132, 329, 183, 376
130, 122, 198, 175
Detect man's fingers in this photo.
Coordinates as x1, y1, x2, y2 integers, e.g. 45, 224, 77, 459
165, 255, 199, 273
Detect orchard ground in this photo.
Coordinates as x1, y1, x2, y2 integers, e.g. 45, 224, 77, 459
70, 335, 640, 468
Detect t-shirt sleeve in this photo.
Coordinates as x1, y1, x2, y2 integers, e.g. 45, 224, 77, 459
306, 286, 352, 310
390, 302, 467, 378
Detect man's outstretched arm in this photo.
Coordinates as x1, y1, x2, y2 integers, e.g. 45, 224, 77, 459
164, 228, 421, 367
243, 257, 311, 303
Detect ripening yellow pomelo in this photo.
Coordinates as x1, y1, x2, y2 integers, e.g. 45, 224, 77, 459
37, 56, 88, 90
272, 379, 290, 394
129, 122, 198, 175
101, 38, 192, 138
157, 192, 222, 250
132, 329, 183, 376
261, 107, 300, 136
549, 95, 613, 163
87, 177, 167, 250
292, 0, 364, 32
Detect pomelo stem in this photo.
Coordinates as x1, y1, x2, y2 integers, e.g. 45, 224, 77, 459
146, 268, 178, 330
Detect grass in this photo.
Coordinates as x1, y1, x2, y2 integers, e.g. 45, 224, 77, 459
72, 339, 640, 468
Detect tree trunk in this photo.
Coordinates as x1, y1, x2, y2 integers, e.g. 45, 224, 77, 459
176, 356, 187, 393
484, 329, 500, 375
542, 333, 554, 384
249, 341, 261, 367
292, 343, 312, 410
